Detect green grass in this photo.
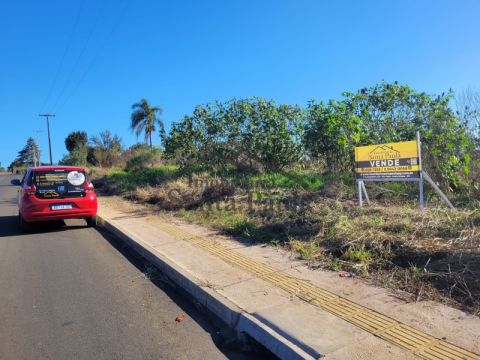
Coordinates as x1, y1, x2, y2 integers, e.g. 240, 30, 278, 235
177, 207, 273, 243
290, 240, 323, 262
105, 164, 352, 193
182, 164, 351, 191
343, 246, 371, 265
230, 219, 270, 242
233, 170, 351, 191
105, 166, 178, 190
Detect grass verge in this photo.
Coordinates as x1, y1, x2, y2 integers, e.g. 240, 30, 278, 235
94, 166, 480, 315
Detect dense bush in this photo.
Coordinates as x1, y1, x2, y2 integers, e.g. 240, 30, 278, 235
126, 147, 163, 171
165, 98, 304, 172
105, 166, 178, 190
303, 82, 473, 188
344, 82, 473, 188
59, 145, 88, 166
165, 83, 474, 191
303, 99, 360, 173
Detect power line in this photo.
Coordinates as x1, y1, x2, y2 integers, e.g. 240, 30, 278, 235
38, 0, 86, 113
50, 0, 106, 112
55, 0, 129, 114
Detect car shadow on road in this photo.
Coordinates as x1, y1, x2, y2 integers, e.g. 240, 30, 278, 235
0, 216, 22, 237
95, 226, 277, 360
0, 216, 90, 238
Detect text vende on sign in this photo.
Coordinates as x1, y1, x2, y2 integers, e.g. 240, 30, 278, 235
355, 140, 421, 180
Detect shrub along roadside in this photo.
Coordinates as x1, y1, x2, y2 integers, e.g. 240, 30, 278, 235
99, 166, 178, 192
165, 98, 304, 172
165, 82, 476, 192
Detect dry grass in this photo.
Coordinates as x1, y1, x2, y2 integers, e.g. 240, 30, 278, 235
95, 169, 480, 315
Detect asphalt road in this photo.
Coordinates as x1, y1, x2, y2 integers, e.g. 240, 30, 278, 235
0, 174, 267, 360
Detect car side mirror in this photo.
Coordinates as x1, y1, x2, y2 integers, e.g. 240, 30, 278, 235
11, 179, 21, 186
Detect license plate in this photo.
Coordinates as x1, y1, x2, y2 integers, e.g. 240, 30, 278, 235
51, 204, 72, 211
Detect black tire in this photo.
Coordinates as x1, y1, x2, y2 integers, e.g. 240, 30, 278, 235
19, 213, 32, 233
86, 216, 97, 227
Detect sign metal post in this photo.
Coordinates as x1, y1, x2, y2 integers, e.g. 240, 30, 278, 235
416, 131, 424, 210
360, 181, 370, 205
358, 180, 363, 207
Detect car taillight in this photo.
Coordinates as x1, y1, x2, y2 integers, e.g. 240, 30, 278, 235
23, 184, 36, 196
84, 181, 94, 193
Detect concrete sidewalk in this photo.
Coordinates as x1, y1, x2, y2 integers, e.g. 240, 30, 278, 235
97, 196, 480, 360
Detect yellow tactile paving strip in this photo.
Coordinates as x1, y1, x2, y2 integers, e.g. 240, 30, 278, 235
155, 221, 480, 360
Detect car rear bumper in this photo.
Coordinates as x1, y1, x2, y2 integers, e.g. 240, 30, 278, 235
24, 209, 97, 222
21, 193, 98, 222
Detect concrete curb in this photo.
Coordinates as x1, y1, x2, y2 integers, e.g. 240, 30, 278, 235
96, 214, 316, 360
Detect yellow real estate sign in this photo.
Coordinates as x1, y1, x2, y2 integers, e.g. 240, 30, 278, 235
355, 140, 420, 180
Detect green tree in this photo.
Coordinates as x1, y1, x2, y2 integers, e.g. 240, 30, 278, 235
456, 89, 480, 191
62, 131, 88, 166
456, 88, 480, 147
165, 98, 304, 172
165, 115, 202, 168
343, 81, 473, 188
304, 99, 360, 173
130, 99, 165, 148
16, 137, 40, 166
246, 99, 304, 171
65, 131, 88, 152
59, 146, 88, 166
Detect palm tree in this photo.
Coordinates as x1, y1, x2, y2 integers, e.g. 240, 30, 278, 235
130, 99, 165, 148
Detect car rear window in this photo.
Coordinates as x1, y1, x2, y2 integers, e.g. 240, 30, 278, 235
33, 169, 86, 199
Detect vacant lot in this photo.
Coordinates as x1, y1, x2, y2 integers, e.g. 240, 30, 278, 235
94, 166, 480, 315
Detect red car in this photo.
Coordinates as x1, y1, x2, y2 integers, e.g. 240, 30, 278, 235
14, 166, 98, 231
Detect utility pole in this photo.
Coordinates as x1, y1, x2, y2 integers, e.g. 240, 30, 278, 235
39, 114, 55, 165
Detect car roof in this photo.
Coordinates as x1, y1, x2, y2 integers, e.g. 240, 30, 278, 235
29, 165, 86, 172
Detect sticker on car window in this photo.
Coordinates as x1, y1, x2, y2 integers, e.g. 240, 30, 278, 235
67, 171, 85, 186
42, 190, 60, 198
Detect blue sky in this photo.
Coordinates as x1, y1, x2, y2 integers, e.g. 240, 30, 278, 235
1, 0, 479, 166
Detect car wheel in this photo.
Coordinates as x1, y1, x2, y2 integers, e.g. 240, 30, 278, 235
86, 216, 97, 227
19, 213, 32, 233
